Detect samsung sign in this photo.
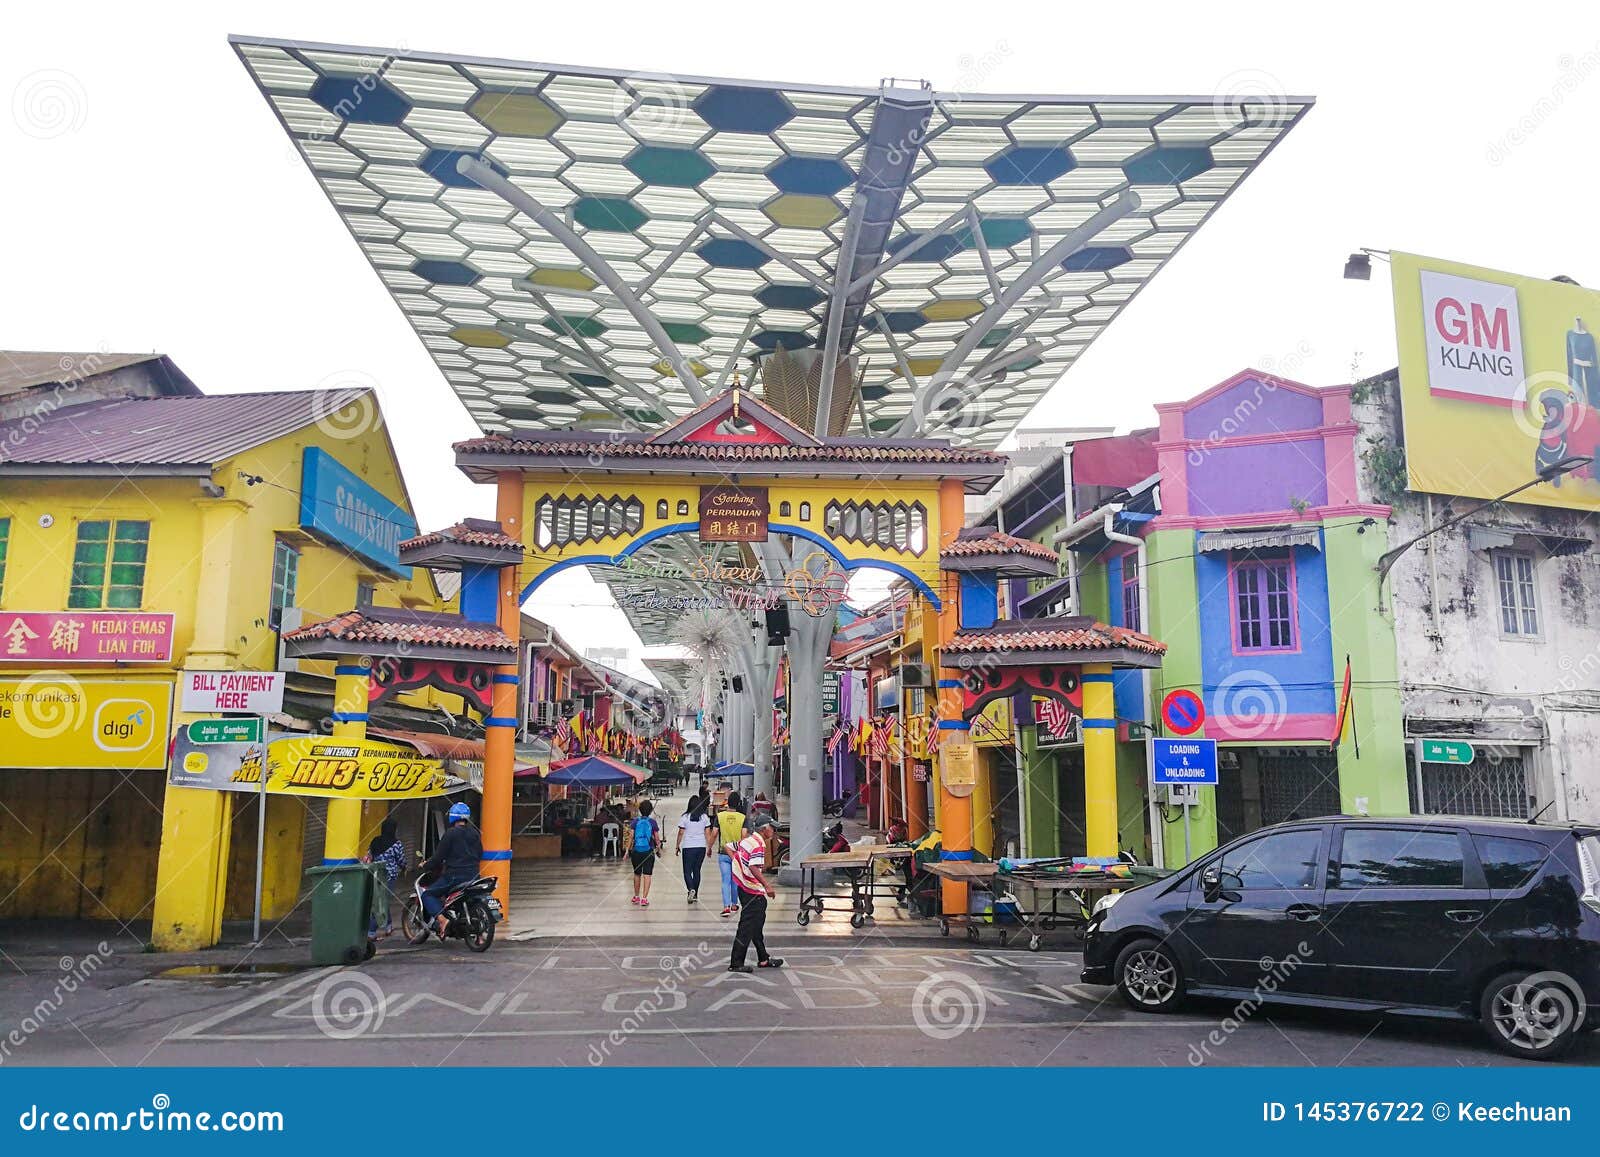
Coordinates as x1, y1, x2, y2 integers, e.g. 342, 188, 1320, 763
299, 447, 416, 576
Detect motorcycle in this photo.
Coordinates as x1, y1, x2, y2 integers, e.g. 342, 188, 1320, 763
401, 872, 502, 952
821, 821, 850, 854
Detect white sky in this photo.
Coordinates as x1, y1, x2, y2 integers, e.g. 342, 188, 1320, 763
6, 1, 1598, 672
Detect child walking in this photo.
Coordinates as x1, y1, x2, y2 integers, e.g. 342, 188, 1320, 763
629, 799, 663, 907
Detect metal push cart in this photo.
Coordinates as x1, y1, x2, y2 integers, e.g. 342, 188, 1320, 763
795, 845, 915, 927
924, 861, 1133, 950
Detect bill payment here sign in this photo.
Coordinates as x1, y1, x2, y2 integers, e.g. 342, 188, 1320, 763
1151, 737, 1218, 785
1418, 269, 1525, 405
180, 670, 285, 714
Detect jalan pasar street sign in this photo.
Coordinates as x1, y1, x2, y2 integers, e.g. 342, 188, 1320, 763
1418, 738, 1476, 765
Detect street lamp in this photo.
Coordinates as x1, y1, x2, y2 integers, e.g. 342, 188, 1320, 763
1343, 247, 1391, 281
1375, 455, 1593, 585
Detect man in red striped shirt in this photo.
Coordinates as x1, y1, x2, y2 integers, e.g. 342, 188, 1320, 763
728, 813, 784, 973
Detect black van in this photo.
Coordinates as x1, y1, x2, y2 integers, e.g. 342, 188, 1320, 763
1081, 815, 1600, 1059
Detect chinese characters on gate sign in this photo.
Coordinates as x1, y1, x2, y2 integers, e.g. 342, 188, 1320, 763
0, 612, 176, 662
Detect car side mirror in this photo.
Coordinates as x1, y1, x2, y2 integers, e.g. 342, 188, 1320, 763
1201, 865, 1223, 901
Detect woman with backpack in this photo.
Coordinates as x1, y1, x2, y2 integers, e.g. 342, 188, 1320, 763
629, 798, 663, 907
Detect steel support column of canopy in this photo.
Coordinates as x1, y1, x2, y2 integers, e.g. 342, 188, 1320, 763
457, 156, 709, 405
814, 86, 932, 436
896, 191, 1142, 437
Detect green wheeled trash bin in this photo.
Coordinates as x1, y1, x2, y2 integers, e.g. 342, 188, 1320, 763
305, 863, 377, 965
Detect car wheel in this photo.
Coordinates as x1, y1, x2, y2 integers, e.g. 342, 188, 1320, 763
1479, 970, 1585, 1060
1114, 938, 1185, 1013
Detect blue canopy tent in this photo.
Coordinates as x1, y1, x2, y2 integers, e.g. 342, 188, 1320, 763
713, 761, 756, 778
542, 754, 650, 788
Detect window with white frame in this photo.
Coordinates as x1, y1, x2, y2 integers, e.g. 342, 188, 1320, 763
1120, 555, 1142, 632
1493, 551, 1539, 637
270, 539, 299, 627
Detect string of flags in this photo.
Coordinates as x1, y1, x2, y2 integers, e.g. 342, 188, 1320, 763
550, 710, 683, 762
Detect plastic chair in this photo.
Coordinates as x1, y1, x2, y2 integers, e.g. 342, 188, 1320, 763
600, 823, 621, 859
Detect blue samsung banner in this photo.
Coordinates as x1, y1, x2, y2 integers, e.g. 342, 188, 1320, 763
298, 447, 416, 576
1152, 735, 1219, 784
1, 1068, 1593, 1154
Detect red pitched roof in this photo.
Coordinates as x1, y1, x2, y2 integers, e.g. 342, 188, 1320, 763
399, 520, 523, 552
944, 620, 1166, 656
453, 433, 1005, 467
940, 529, 1057, 563
284, 609, 515, 655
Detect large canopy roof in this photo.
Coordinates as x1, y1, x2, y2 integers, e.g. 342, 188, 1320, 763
232, 36, 1311, 449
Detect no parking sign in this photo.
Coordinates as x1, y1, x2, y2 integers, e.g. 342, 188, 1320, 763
1160, 688, 1205, 735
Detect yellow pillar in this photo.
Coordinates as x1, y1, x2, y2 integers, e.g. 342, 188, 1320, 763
152, 499, 248, 950
1082, 662, 1118, 857
934, 478, 973, 916
151, 784, 235, 950
322, 661, 372, 863
480, 471, 524, 912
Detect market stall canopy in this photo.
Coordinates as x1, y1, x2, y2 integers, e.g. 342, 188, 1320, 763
542, 753, 651, 786
713, 761, 756, 778
232, 36, 1312, 449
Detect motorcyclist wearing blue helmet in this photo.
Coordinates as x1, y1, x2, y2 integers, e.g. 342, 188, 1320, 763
421, 801, 482, 936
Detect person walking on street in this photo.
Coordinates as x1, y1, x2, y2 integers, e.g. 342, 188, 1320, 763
728, 813, 783, 973
675, 793, 714, 903
364, 818, 406, 938
713, 791, 747, 917
629, 799, 663, 907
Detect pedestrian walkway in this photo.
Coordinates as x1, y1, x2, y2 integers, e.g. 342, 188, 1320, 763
505, 789, 929, 940
507, 789, 745, 939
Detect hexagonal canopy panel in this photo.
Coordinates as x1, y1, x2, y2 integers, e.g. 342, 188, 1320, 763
235, 35, 1311, 457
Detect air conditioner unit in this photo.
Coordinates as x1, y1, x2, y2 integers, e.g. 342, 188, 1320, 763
899, 662, 933, 689
535, 701, 562, 728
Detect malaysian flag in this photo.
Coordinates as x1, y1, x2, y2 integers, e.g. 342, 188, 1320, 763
870, 715, 891, 758
925, 718, 940, 753
826, 722, 847, 755
553, 715, 574, 754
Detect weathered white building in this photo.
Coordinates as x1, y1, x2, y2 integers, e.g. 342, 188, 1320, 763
1354, 371, 1600, 823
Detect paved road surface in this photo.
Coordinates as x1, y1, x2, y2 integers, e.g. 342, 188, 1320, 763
7, 939, 1590, 1068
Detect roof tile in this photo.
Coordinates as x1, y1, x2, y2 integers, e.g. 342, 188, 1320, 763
944, 619, 1166, 656
284, 608, 515, 656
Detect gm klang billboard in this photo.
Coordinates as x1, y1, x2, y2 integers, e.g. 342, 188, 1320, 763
1393, 251, 1600, 510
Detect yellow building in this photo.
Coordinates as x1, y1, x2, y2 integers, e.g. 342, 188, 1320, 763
0, 352, 456, 948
